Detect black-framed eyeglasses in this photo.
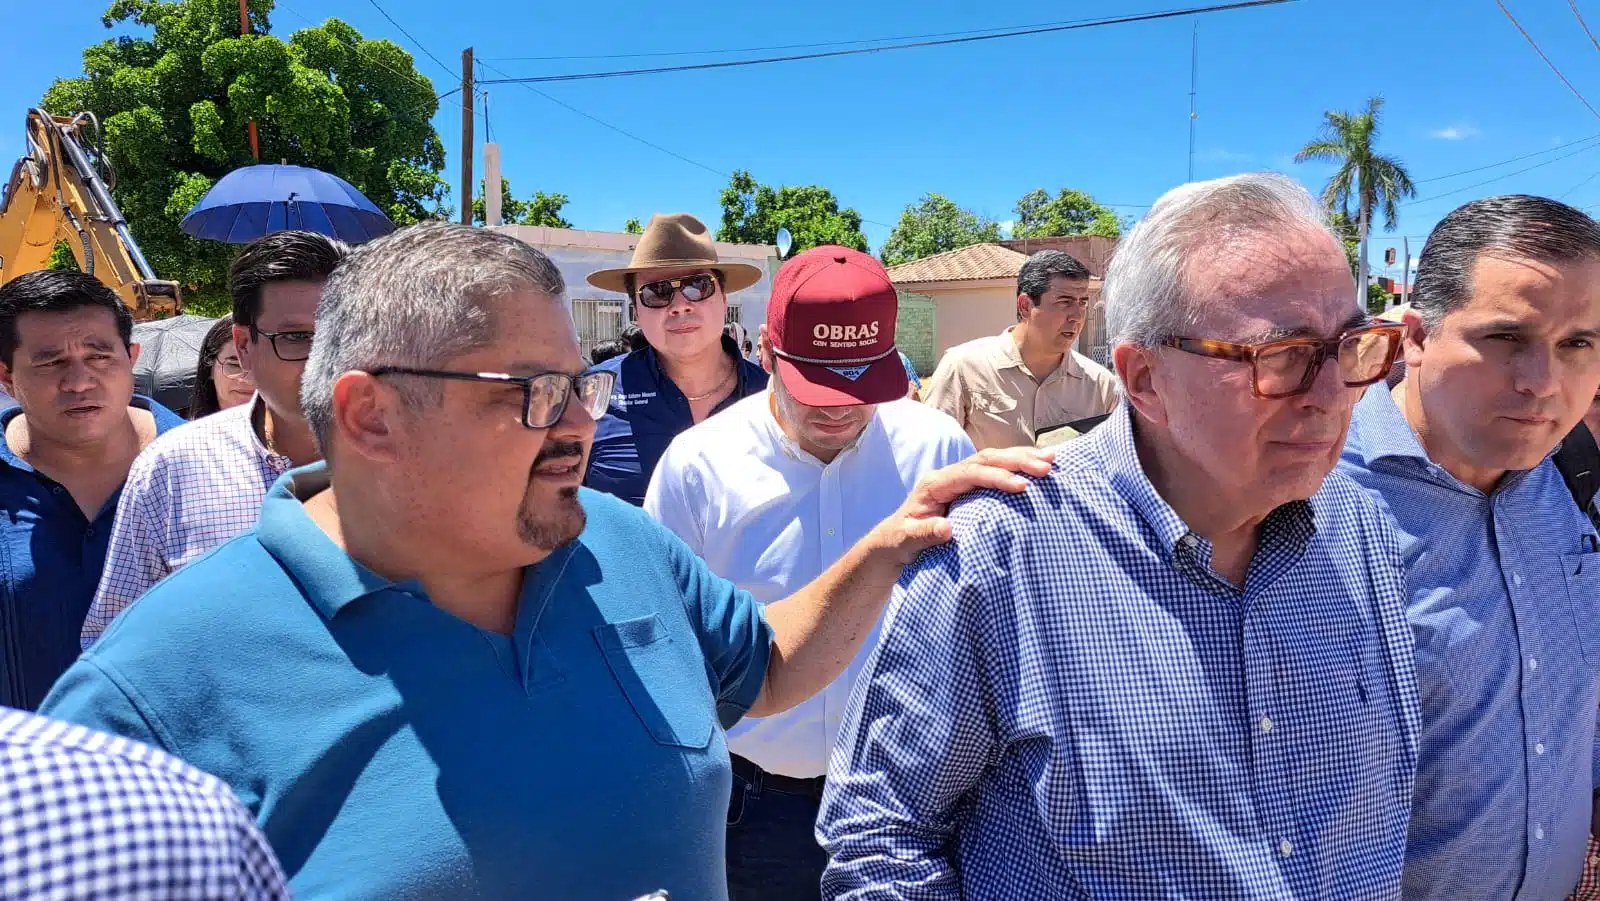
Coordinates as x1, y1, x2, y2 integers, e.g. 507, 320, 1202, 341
369, 367, 615, 429
254, 329, 315, 362
631, 273, 720, 309
1160, 322, 1404, 399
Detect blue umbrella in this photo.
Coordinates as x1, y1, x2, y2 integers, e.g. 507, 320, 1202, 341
180, 164, 395, 244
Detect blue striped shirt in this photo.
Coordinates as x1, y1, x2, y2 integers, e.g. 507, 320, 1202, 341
1339, 384, 1600, 901
819, 403, 1421, 900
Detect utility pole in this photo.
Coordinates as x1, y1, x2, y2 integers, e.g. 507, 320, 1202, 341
460, 47, 474, 226
239, 0, 260, 161
1401, 236, 1411, 308
1187, 21, 1198, 182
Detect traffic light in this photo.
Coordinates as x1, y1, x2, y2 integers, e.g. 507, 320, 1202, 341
1384, 247, 1397, 266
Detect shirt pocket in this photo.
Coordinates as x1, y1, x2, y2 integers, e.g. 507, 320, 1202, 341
1562, 551, 1600, 668
972, 390, 1018, 419
594, 614, 714, 750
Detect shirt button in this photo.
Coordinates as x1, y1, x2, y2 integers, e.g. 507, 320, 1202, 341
1259, 717, 1273, 733
1535, 825, 1545, 840
826, 528, 835, 536
83, 527, 95, 538
1513, 573, 1524, 587
50, 485, 64, 495
1529, 657, 1539, 671
1279, 839, 1294, 857
1535, 742, 1546, 755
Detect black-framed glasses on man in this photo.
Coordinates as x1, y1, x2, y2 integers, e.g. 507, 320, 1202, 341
254, 329, 315, 363
368, 367, 616, 429
1160, 322, 1404, 399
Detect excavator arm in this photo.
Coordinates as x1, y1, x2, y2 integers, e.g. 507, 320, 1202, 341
0, 109, 181, 319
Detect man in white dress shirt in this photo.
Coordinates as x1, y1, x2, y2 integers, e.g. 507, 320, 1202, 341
646, 245, 975, 900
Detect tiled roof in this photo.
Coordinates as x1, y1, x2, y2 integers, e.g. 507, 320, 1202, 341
886, 243, 1029, 284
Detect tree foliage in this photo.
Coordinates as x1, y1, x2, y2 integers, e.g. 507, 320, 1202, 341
471, 177, 571, 228
717, 170, 868, 253
879, 193, 1001, 267
1012, 187, 1123, 239
1295, 96, 1416, 303
41, 0, 448, 315
623, 218, 642, 235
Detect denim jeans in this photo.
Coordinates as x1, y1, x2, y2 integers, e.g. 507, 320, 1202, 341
725, 761, 827, 901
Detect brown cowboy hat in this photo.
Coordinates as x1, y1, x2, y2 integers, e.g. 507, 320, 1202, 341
587, 213, 764, 295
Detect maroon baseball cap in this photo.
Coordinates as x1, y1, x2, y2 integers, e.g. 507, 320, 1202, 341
768, 246, 906, 407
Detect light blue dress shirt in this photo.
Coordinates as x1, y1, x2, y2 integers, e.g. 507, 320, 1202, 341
819, 403, 1421, 900
1339, 383, 1600, 901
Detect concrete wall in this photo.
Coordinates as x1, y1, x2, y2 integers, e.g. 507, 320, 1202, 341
493, 225, 777, 353
904, 278, 1107, 367
894, 291, 937, 376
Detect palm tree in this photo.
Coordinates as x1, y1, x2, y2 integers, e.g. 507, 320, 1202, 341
1295, 96, 1417, 304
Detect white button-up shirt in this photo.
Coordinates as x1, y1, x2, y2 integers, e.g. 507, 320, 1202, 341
645, 393, 974, 778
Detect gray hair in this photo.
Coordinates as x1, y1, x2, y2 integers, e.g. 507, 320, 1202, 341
1104, 172, 1338, 348
300, 221, 567, 452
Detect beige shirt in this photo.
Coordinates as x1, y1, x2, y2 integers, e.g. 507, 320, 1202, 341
924, 327, 1121, 450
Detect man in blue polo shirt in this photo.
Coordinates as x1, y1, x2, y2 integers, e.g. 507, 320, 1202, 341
40, 222, 1049, 901
0, 271, 182, 710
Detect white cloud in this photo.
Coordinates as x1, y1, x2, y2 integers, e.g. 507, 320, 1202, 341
999, 219, 1016, 236
1431, 125, 1480, 141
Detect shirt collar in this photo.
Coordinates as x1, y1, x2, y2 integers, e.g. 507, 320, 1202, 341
762, 390, 879, 467
256, 462, 400, 620
1345, 382, 1431, 469
1346, 380, 1544, 497
242, 395, 294, 468
993, 327, 1084, 380
1091, 402, 1315, 563
0, 394, 173, 474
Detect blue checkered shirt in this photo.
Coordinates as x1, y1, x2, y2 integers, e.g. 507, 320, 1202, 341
1339, 384, 1600, 901
0, 707, 290, 900
819, 404, 1421, 900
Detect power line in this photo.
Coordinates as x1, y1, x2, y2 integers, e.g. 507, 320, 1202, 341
1571, 0, 1600, 54
1497, 0, 1600, 122
363, 0, 458, 80
1415, 132, 1600, 183
477, 0, 1298, 86
1404, 137, 1600, 206
483, 14, 1189, 63
1558, 166, 1600, 200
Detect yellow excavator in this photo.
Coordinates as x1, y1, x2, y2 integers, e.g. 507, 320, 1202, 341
0, 109, 182, 319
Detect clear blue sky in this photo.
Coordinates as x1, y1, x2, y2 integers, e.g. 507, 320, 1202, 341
6, 0, 1600, 283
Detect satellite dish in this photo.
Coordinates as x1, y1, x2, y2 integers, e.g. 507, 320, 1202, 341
775, 227, 793, 259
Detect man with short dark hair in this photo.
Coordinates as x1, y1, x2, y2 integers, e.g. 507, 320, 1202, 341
1337, 194, 1600, 901
81, 230, 345, 645
0, 271, 183, 710
40, 222, 1048, 901
924, 249, 1120, 449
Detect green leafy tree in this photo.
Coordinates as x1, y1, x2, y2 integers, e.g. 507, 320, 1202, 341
1012, 188, 1123, 239
1368, 281, 1393, 314
1329, 211, 1361, 276
1295, 96, 1417, 304
623, 218, 642, 235
879, 193, 1001, 267
48, 241, 82, 271
42, 0, 448, 315
717, 170, 868, 253
471, 177, 571, 227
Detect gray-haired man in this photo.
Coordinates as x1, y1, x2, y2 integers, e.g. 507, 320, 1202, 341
38, 222, 1051, 901
820, 173, 1420, 899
